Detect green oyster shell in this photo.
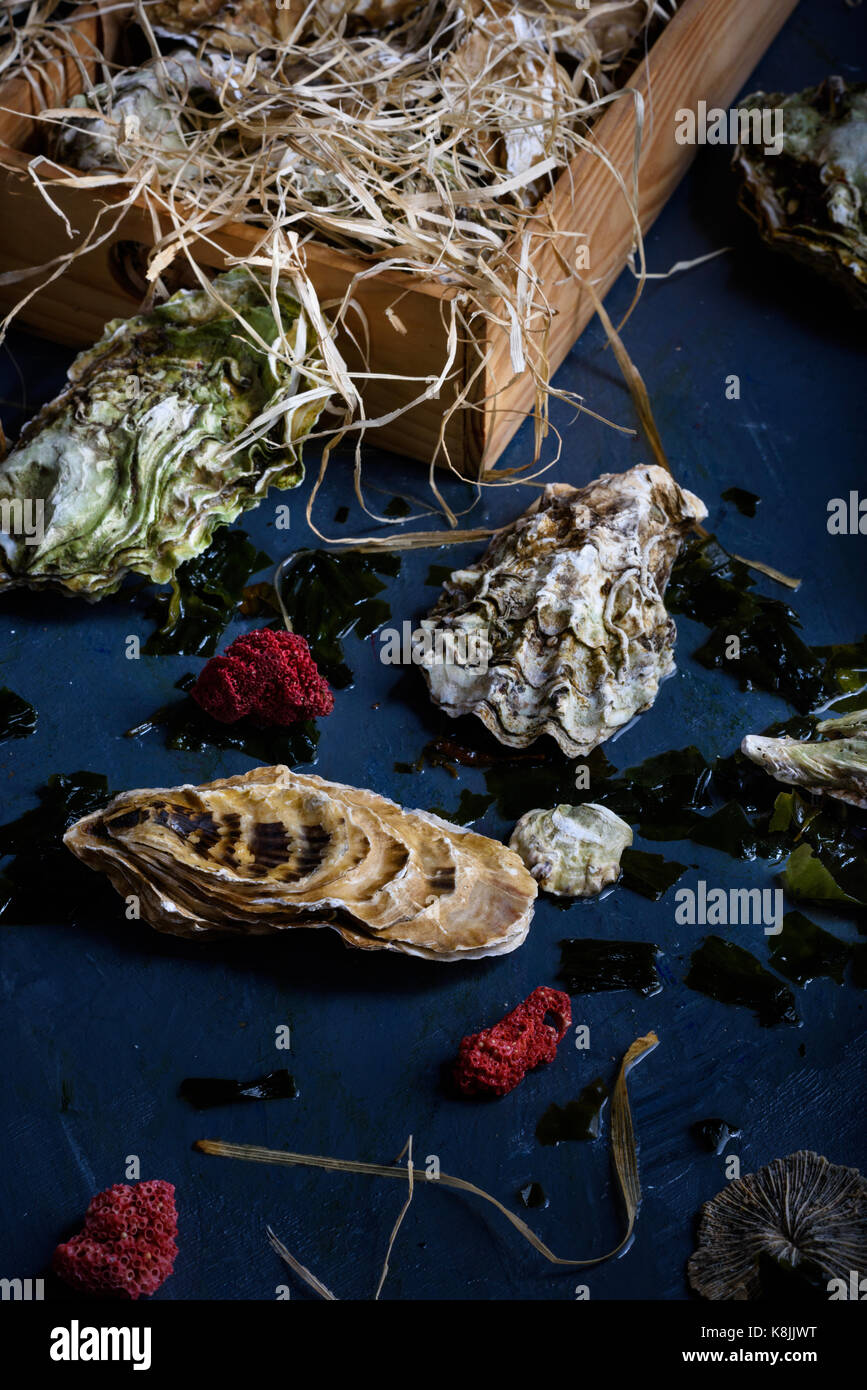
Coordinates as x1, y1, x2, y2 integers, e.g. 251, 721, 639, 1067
733, 78, 867, 306
509, 802, 633, 897
0, 269, 327, 598
741, 708, 867, 811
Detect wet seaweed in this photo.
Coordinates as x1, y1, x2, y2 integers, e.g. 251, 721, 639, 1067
0, 687, 37, 742
536, 1077, 609, 1145
144, 529, 272, 657
558, 939, 662, 997
275, 548, 400, 688
126, 676, 319, 766
179, 1070, 298, 1108
685, 936, 799, 1027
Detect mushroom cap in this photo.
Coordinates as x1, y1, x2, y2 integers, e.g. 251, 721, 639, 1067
688, 1150, 867, 1300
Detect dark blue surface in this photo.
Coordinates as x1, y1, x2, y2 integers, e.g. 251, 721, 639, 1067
0, 0, 865, 1302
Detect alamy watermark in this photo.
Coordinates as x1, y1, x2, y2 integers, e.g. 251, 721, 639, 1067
674, 880, 783, 935
379, 620, 491, 672
675, 101, 784, 156
0, 498, 45, 547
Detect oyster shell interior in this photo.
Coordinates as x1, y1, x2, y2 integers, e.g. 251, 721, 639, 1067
0, 269, 327, 598
63, 766, 537, 961
420, 464, 706, 757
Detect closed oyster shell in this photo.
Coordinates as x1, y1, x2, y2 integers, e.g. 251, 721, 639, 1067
0, 269, 326, 598
741, 708, 867, 810
63, 766, 537, 961
420, 464, 706, 757
51, 52, 213, 175
509, 802, 633, 896
733, 78, 867, 307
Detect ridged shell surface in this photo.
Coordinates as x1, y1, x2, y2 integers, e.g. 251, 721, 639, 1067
63, 766, 537, 961
420, 465, 706, 757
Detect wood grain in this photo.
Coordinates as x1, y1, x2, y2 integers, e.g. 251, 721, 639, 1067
0, 0, 798, 471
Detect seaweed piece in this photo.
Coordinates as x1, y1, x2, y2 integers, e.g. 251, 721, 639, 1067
427, 789, 494, 826
179, 1070, 298, 1108
619, 848, 687, 900
145, 529, 272, 657
0, 771, 116, 924
0, 688, 37, 742
558, 939, 662, 997
517, 1182, 548, 1210
685, 936, 799, 1027
600, 746, 712, 840
274, 548, 400, 688
425, 564, 454, 587
691, 1119, 741, 1155
536, 1078, 608, 1146
483, 745, 616, 822
721, 488, 760, 517
334, 506, 349, 524
767, 911, 850, 986
687, 802, 765, 860
783, 839, 861, 906
384, 497, 410, 518
667, 536, 826, 711
126, 677, 319, 766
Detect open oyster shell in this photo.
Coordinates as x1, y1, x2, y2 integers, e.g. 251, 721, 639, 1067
420, 464, 706, 757
63, 766, 537, 961
0, 269, 327, 599
733, 78, 867, 307
509, 802, 633, 896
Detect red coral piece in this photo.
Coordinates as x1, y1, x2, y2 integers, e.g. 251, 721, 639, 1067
453, 986, 572, 1098
191, 628, 334, 727
52, 1180, 178, 1300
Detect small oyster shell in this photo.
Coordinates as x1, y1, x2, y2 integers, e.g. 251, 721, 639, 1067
63, 765, 537, 961
0, 269, 325, 598
733, 78, 867, 307
741, 708, 867, 809
420, 464, 706, 757
688, 1150, 867, 1301
509, 803, 632, 896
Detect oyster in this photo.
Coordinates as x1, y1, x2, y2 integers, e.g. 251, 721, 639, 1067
420, 464, 706, 757
0, 269, 327, 598
51, 52, 214, 176
63, 765, 537, 961
733, 78, 867, 307
509, 802, 632, 896
741, 708, 867, 810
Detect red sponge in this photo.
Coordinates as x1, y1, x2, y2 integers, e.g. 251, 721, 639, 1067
453, 987, 572, 1097
191, 628, 334, 726
52, 1179, 178, 1300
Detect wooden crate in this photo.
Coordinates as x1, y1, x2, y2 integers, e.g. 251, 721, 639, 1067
0, 0, 797, 472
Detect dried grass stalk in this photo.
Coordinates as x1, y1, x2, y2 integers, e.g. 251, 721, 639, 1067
196, 1030, 659, 1272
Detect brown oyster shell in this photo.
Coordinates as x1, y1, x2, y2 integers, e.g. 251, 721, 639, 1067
733, 78, 867, 308
420, 464, 706, 758
688, 1150, 867, 1300
63, 765, 537, 961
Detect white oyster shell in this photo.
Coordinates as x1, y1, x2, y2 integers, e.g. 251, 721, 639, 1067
420, 464, 706, 757
509, 802, 632, 896
63, 765, 537, 962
